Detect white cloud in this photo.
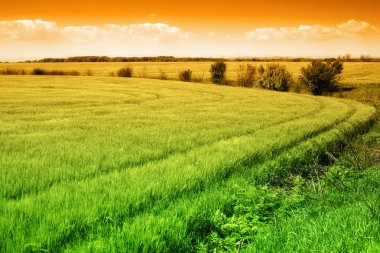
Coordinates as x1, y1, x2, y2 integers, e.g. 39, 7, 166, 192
246, 19, 379, 41
0, 20, 189, 43
0, 19, 379, 60
0, 19, 60, 41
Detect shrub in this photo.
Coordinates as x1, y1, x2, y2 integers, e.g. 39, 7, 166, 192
85, 70, 94, 76
159, 69, 168, 80
258, 65, 265, 75
192, 71, 205, 83
179, 69, 192, 82
117, 67, 133, 77
69, 70, 80, 76
258, 63, 293, 91
138, 68, 148, 78
299, 60, 344, 95
32, 68, 46, 75
48, 70, 65, 75
236, 64, 256, 88
0, 68, 25, 75
210, 61, 226, 84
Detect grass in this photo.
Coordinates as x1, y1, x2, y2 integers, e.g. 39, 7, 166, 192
1, 62, 380, 85
243, 120, 380, 253
0, 75, 377, 252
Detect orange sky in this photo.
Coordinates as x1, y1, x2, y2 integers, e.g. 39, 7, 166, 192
1, 0, 379, 59
2, 0, 380, 29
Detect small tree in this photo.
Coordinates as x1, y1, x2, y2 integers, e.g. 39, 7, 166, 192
117, 66, 133, 77
258, 63, 293, 91
236, 64, 256, 88
179, 69, 192, 82
299, 60, 343, 95
210, 61, 226, 84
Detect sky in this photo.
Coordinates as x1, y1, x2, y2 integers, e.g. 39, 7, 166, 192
1, 0, 379, 60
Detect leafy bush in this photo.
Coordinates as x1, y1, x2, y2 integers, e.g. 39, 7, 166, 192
258, 64, 293, 91
299, 60, 343, 95
236, 64, 256, 87
210, 61, 226, 84
117, 67, 133, 77
179, 69, 192, 82
32, 68, 46, 75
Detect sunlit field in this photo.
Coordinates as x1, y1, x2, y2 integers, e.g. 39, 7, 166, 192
1, 62, 380, 84
0, 75, 376, 252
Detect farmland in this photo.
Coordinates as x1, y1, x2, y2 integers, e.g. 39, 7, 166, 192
2, 62, 380, 85
0, 74, 377, 252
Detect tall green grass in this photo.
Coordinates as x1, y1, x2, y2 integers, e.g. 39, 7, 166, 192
0, 75, 375, 252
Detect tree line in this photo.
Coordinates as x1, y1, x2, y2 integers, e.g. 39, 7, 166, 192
21, 55, 380, 63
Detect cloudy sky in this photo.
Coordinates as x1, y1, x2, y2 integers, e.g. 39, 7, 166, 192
1, 0, 379, 60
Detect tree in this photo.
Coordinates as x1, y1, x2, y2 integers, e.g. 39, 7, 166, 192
258, 63, 293, 91
210, 61, 226, 84
236, 64, 256, 88
299, 60, 343, 95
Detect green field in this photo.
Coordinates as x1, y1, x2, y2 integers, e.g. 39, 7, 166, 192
2, 62, 380, 84
0, 74, 377, 252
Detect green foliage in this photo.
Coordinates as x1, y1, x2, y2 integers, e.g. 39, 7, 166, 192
179, 69, 192, 82
245, 164, 380, 253
198, 186, 284, 252
236, 65, 256, 88
257, 63, 293, 91
299, 60, 344, 95
117, 66, 133, 77
210, 61, 227, 84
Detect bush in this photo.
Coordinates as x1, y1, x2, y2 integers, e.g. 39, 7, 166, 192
138, 68, 148, 78
69, 70, 80, 76
48, 70, 65, 75
85, 70, 94, 76
258, 63, 293, 91
179, 69, 192, 82
117, 67, 133, 77
0, 68, 26, 75
236, 64, 256, 87
299, 60, 343, 95
32, 68, 47, 75
210, 61, 226, 84
159, 69, 168, 80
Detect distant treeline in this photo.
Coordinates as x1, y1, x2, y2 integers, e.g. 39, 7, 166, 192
22, 55, 380, 63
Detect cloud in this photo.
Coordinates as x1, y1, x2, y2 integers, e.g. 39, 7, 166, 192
246, 19, 379, 41
0, 19, 189, 43
0, 19, 379, 60
0, 19, 60, 41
